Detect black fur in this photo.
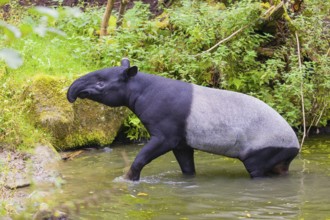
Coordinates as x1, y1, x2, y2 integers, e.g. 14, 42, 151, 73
242, 147, 299, 177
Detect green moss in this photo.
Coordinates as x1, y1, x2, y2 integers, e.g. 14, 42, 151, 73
0, 77, 51, 151
24, 75, 128, 151
58, 99, 127, 150
0, 73, 127, 151
64, 129, 111, 148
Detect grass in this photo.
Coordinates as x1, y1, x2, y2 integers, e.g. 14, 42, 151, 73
3, 35, 95, 81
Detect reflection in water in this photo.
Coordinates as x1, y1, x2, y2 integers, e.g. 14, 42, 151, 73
33, 136, 330, 219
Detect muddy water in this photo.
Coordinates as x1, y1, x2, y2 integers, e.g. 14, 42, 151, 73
37, 136, 330, 219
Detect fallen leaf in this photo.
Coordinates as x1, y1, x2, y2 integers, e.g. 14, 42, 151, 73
137, 192, 148, 196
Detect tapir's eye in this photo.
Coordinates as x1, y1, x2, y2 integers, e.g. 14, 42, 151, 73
96, 81, 104, 88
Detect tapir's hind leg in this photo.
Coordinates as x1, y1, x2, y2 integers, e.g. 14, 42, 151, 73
242, 147, 299, 178
173, 147, 196, 176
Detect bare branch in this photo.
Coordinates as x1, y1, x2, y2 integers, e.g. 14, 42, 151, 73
116, 0, 129, 29
194, 1, 285, 57
194, 25, 248, 57
295, 31, 306, 149
100, 0, 115, 37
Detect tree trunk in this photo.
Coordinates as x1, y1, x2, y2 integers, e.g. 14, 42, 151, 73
100, 0, 115, 37
116, 0, 129, 29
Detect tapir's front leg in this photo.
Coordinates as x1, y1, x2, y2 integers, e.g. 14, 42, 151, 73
125, 136, 172, 181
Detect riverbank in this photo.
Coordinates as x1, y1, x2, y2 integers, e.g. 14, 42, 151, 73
0, 145, 60, 216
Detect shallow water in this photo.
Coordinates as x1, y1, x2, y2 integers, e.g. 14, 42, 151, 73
34, 136, 330, 219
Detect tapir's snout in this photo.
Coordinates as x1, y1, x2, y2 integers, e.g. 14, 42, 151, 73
67, 89, 77, 103
67, 77, 102, 103
67, 95, 76, 103
67, 79, 83, 103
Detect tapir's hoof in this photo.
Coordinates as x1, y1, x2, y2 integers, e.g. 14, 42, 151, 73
125, 170, 140, 182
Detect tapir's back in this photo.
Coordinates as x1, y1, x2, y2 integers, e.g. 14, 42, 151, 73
185, 84, 300, 159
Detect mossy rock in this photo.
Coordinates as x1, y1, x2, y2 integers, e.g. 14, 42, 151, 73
25, 75, 128, 150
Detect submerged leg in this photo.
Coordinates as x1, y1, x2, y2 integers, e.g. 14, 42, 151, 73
173, 147, 196, 176
125, 136, 173, 181
242, 147, 299, 178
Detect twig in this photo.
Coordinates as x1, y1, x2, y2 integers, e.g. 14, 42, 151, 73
61, 150, 84, 161
121, 150, 130, 168
194, 0, 285, 57
194, 25, 249, 57
314, 103, 327, 127
306, 102, 326, 135
261, 1, 284, 20
306, 112, 316, 136
262, 5, 275, 18
295, 31, 306, 149
326, 47, 330, 57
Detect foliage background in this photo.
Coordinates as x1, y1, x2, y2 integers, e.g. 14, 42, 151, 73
0, 0, 329, 145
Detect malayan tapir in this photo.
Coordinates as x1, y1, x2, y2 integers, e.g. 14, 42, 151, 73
67, 58, 300, 181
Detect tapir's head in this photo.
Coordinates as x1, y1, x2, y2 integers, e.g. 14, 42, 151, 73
67, 58, 138, 107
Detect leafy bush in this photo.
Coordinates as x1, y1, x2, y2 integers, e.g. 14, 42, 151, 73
1, 0, 329, 143
124, 0, 329, 138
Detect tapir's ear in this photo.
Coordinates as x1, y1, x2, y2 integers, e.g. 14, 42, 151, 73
123, 66, 138, 80
121, 58, 130, 68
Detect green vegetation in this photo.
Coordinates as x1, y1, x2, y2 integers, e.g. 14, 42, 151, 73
0, 0, 329, 149
0, 1, 329, 217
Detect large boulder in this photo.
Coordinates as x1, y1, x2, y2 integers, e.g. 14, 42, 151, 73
25, 75, 128, 150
